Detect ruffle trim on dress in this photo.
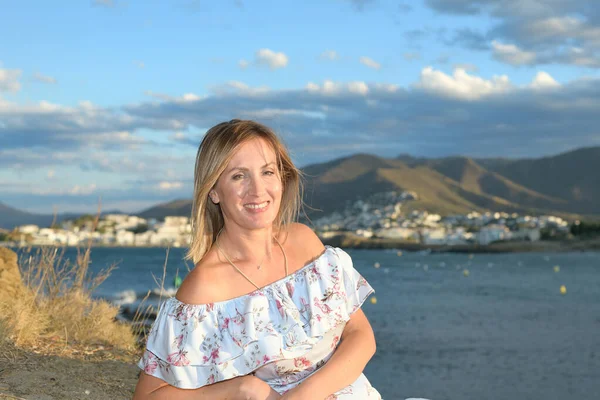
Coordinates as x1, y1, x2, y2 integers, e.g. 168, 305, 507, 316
138, 246, 375, 389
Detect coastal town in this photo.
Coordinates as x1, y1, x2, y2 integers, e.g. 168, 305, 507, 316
0, 191, 572, 248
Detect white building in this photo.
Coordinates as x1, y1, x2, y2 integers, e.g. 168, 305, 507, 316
355, 229, 373, 238
134, 231, 153, 246
376, 227, 418, 241
422, 228, 447, 245
477, 224, 512, 245
17, 225, 39, 234
116, 230, 135, 246
104, 214, 129, 224
512, 228, 541, 242
31, 228, 80, 246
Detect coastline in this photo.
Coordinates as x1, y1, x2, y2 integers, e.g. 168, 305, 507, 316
320, 233, 600, 253
3, 236, 600, 253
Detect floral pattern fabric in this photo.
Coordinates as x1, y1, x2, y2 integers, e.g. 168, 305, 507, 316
138, 246, 381, 398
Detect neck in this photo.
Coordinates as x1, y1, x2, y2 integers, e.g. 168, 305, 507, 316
218, 225, 277, 262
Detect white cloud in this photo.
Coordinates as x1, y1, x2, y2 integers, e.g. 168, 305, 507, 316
453, 63, 478, 72
320, 50, 340, 61
25, 182, 98, 196
210, 81, 270, 96
3, 69, 600, 199
69, 183, 97, 195
529, 71, 560, 90
33, 72, 57, 84
372, 83, 400, 93
169, 132, 187, 141
306, 80, 370, 96
0, 68, 22, 92
182, 93, 200, 102
416, 66, 512, 100
348, 81, 369, 95
134, 60, 145, 69
89, 131, 148, 147
527, 17, 583, 41
255, 48, 289, 70
359, 56, 381, 70
144, 91, 203, 103
238, 59, 249, 69
240, 108, 326, 120
427, 1, 600, 67
158, 181, 183, 191
492, 41, 537, 66
565, 47, 600, 68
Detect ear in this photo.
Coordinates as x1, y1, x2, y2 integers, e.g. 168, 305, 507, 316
209, 190, 220, 204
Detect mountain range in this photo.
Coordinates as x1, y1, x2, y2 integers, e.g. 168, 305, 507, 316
2, 146, 598, 229
0, 203, 74, 230
137, 146, 600, 221
0, 204, 121, 230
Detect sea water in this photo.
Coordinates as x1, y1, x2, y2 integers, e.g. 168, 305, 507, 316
15, 246, 600, 400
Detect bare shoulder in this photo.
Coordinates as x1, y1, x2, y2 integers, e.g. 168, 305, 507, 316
175, 250, 224, 305
283, 222, 326, 264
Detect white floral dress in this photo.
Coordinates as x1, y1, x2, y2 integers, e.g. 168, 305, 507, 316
138, 246, 382, 399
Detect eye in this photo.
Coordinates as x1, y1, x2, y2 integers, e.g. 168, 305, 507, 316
232, 174, 243, 180
264, 170, 275, 176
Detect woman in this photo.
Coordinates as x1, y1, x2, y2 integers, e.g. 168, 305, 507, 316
133, 120, 381, 399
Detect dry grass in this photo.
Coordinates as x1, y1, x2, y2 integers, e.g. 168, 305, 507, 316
0, 212, 139, 361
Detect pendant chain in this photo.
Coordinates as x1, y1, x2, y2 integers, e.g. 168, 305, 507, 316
215, 229, 288, 290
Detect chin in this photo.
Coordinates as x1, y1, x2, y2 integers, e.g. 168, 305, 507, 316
245, 211, 279, 230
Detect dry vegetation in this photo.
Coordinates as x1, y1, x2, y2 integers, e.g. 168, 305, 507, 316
0, 243, 141, 362
0, 209, 158, 364
0, 210, 176, 399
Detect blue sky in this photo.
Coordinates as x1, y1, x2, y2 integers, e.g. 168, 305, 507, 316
1, 0, 599, 214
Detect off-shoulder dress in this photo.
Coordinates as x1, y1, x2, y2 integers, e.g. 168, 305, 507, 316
138, 245, 382, 399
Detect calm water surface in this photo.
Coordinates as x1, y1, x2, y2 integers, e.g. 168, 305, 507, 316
20, 247, 600, 400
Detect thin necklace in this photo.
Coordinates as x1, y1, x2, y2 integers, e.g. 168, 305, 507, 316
215, 229, 288, 290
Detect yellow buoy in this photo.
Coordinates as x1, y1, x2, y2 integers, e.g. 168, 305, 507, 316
463, 269, 470, 277
374, 262, 381, 269
370, 296, 378, 304
397, 251, 403, 256
560, 285, 567, 295
554, 265, 560, 273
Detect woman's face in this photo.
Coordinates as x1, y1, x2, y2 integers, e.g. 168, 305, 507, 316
212, 137, 283, 231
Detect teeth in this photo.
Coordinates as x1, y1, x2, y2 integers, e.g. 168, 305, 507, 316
245, 201, 268, 209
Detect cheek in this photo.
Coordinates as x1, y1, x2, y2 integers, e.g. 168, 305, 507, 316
233, 184, 246, 198
219, 182, 245, 203
269, 177, 282, 192
272, 182, 283, 200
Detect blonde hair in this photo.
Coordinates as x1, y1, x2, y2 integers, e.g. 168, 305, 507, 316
185, 119, 303, 264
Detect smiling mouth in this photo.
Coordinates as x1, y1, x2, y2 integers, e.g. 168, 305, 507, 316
244, 201, 269, 211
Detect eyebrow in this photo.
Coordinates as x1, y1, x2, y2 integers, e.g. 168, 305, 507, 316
226, 162, 277, 174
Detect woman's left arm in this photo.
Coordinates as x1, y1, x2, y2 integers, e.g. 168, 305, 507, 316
281, 309, 376, 400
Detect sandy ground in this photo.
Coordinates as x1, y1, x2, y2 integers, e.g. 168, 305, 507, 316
0, 343, 140, 400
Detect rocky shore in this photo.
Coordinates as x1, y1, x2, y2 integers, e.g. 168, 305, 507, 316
321, 233, 600, 253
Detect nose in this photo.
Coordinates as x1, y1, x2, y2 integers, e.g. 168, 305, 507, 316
248, 173, 266, 196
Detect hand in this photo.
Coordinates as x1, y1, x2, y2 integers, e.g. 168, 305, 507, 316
238, 375, 282, 400
264, 387, 283, 400
279, 385, 315, 400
